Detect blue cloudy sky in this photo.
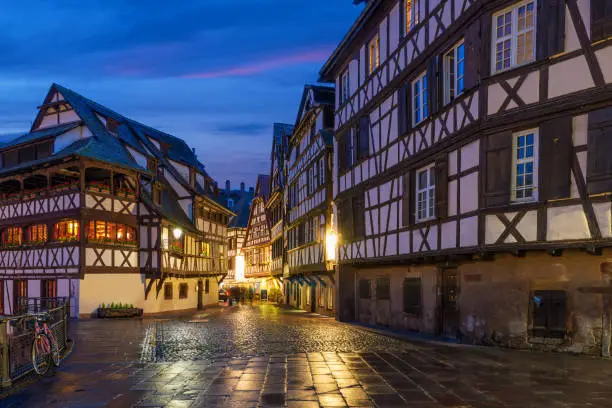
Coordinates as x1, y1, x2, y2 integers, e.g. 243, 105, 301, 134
0, 1, 362, 187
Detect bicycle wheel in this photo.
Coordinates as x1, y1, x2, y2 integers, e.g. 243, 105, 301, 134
49, 334, 60, 367
31, 333, 52, 376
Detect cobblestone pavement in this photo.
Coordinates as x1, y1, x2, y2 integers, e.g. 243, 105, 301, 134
3, 303, 612, 407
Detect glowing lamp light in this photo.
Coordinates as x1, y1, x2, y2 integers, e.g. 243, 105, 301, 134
235, 254, 245, 282
172, 228, 183, 240
325, 229, 338, 262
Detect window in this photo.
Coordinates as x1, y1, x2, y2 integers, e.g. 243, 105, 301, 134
511, 129, 538, 202
376, 278, 391, 300
532, 290, 567, 339
404, 0, 420, 34
164, 283, 173, 300
28, 224, 48, 244
403, 278, 421, 315
352, 197, 366, 239
412, 71, 429, 126
179, 283, 188, 299
41, 279, 57, 298
2, 227, 22, 246
205, 279, 210, 294
416, 164, 436, 222
318, 157, 326, 186
368, 34, 380, 75
340, 69, 350, 104
106, 117, 120, 134
444, 40, 465, 104
492, 1, 536, 74
87, 221, 135, 244
201, 242, 210, 257
227, 198, 234, 209
55, 220, 79, 241
359, 279, 371, 299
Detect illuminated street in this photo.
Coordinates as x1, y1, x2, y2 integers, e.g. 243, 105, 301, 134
2, 303, 612, 407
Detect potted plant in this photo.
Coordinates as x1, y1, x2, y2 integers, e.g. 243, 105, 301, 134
97, 302, 143, 318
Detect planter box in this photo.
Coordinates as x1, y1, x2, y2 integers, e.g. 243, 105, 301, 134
97, 308, 143, 318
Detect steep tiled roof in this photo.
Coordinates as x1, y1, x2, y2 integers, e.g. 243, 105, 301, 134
256, 174, 271, 202
228, 190, 255, 228
2, 121, 82, 150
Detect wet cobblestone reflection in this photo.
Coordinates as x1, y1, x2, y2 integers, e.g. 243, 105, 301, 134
3, 304, 612, 407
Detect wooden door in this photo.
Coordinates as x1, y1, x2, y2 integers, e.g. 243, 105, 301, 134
197, 279, 203, 309
13, 279, 28, 314
439, 269, 460, 338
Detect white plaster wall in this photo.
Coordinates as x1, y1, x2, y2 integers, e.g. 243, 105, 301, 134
166, 172, 189, 198
547, 205, 590, 241
549, 56, 594, 99
596, 45, 612, 84
54, 126, 91, 152
127, 146, 148, 169
78, 274, 219, 317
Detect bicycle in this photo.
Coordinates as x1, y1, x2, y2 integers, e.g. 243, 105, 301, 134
30, 312, 60, 376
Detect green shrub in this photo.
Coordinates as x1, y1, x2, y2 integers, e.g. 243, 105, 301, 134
268, 287, 283, 303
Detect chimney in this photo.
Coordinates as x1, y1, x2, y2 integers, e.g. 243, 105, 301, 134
240, 182, 245, 193
213, 181, 219, 197
225, 180, 230, 195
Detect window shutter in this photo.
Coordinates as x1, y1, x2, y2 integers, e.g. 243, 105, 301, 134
427, 58, 438, 116
402, 172, 413, 226
435, 156, 449, 219
358, 115, 370, 159
592, 0, 612, 42
339, 199, 354, 242
398, 83, 412, 136
353, 196, 366, 239
484, 131, 513, 207
480, 14, 492, 79
587, 107, 612, 194
540, 116, 572, 200
463, 19, 481, 91
537, 0, 565, 59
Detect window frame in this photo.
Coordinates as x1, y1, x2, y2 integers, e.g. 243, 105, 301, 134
511, 128, 539, 203
376, 277, 391, 300
412, 71, 429, 126
179, 283, 188, 299
367, 34, 381, 75
340, 69, 350, 104
164, 283, 173, 300
491, 0, 537, 75
444, 40, 465, 105
403, 277, 422, 316
415, 163, 436, 222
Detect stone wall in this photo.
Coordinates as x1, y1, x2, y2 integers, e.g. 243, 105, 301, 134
346, 249, 609, 355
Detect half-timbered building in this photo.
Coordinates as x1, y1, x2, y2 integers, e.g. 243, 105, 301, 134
226, 187, 254, 284
284, 86, 337, 315
320, 0, 612, 354
0, 84, 233, 317
243, 175, 278, 295
268, 124, 293, 280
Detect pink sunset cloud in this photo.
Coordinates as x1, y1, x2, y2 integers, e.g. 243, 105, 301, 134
180, 47, 333, 79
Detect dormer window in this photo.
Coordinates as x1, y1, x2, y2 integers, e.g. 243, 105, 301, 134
106, 117, 119, 134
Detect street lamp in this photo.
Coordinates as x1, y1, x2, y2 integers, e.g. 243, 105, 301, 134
173, 228, 183, 240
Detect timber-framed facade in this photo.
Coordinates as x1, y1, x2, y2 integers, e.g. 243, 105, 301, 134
0, 84, 233, 317
284, 86, 337, 316
320, 0, 612, 354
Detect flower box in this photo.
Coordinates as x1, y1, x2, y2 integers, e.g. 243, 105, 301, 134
97, 307, 143, 318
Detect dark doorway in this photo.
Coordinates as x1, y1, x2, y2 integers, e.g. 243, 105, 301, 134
197, 279, 203, 309
438, 268, 460, 338
14, 279, 28, 314
310, 284, 316, 313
